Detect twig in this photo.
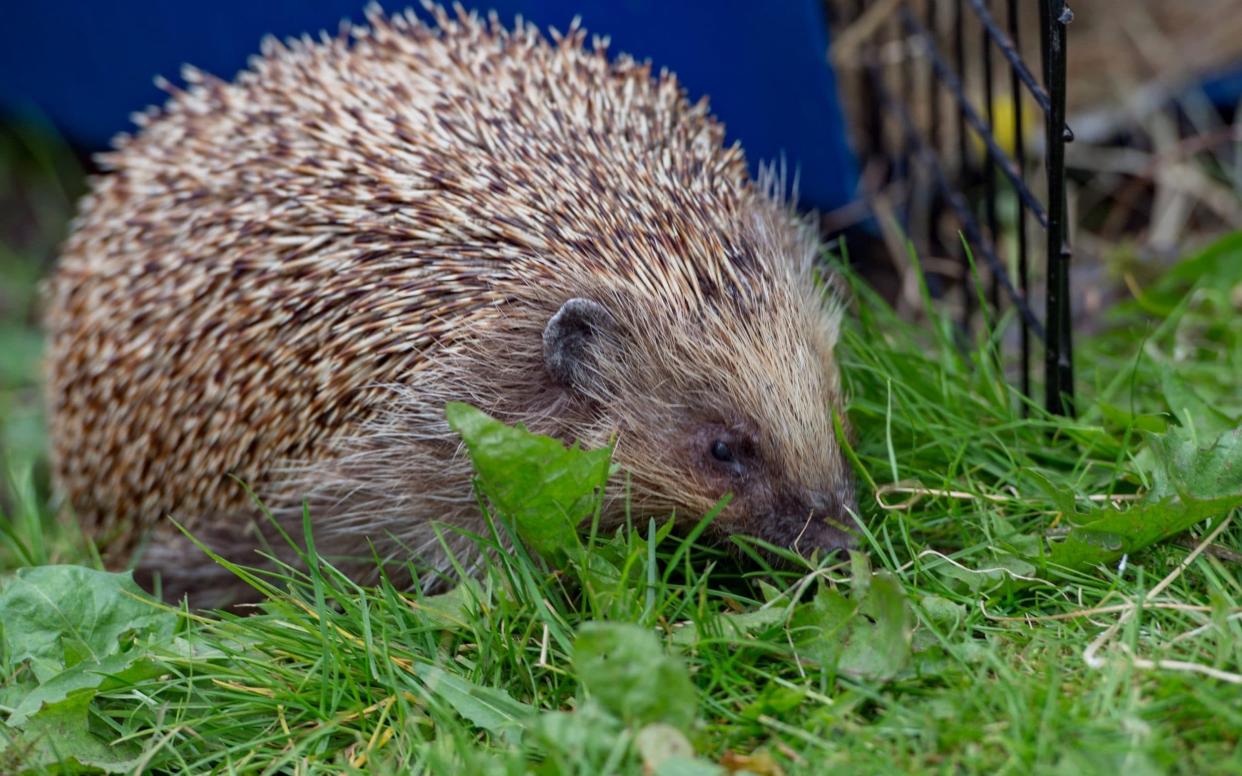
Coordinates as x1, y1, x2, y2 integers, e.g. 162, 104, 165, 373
900, 549, 1052, 586
537, 623, 550, 668
1173, 534, 1242, 565
982, 601, 1227, 623
874, 480, 1141, 510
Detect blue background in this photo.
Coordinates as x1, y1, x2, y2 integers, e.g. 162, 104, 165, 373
0, 1, 861, 212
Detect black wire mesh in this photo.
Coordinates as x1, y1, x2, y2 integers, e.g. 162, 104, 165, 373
831, 0, 1074, 415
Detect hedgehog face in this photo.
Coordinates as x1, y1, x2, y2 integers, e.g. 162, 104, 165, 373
685, 415, 857, 561
671, 316, 858, 562
542, 291, 858, 563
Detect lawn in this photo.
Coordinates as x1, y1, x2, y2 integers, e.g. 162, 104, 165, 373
0, 123, 1240, 774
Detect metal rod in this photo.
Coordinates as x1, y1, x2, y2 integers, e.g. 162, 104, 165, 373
1008, 0, 1031, 405
982, 0, 1001, 313
1039, 0, 1051, 92
965, 0, 1052, 113
953, 0, 974, 333
901, 7, 1050, 230
926, 0, 942, 283
867, 54, 1049, 341
1042, 0, 1074, 415
899, 3, 914, 226
841, 0, 1071, 412
926, 0, 940, 157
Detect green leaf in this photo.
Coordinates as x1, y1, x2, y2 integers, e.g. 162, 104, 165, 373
667, 605, 786, 648
930, 553, 1036, 594
652, 756, 725, 776
1026, 469, 1078, 517
912, 594, 968, 659
1161, 371, 1236, 434
789, 585, 854, 669
1147, 425, 1242, 502
918, 595, 966, 633
840, 570, 913, 680
791, 558, 913, 681
0, 694, 142, 774
1095, 400, 1170, 434
413, 579, 484, 631
1045, 427, 1242, 572
7, 647, 167, 726
0, 566, 174, 681
446, 402, 614, 560
532, 700, 627, 768
0, 566, 177, 741
573, 622, 697, 730
635, 723, 697, 772
738, 684, 806, 722
410, 662, 533, 744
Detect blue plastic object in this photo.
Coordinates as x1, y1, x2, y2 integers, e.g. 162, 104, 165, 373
1200, 64, 1242, 110
0, 1, 859, 211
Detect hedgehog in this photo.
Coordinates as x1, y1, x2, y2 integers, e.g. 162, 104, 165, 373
44, 4, 857, 607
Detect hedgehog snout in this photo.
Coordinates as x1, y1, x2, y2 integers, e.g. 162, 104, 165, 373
803, 486, 859, 552
760, 484, 859, 556
741, 483, 858, 560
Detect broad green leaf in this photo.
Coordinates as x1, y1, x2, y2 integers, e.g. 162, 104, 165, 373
667, 605, 786, 648
1146, 425, 1242, 502
0, 566, 174, 681
839, 570, 912, 680
918, 594, 966, 633
410, 662, 532, 744
653, 756, 725, 776
635, 722, 696, 771
7, 647, 166, 726
573, 621, 697, 730
1025, 469, 1078, 517
0, 566, 178, 736
1045, 427, 1242, 572
0, 694, 142, 774
446, 402, 614, 560
1096, 401, 1170, 434
738, 684, 806, 722
789, 585, 854, 669
930, 554, 1036, 593
1161, 371, 1236, 434
532, 700, 627, 768
911, 594, 969, 663
756, 580, 783, 604
791, 559, 913, 681
412, 579, 484, 631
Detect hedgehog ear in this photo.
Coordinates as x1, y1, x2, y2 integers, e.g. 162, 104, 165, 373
543, 298, 617, 393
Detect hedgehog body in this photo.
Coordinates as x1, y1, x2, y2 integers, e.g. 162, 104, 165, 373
45, 5, 855, 606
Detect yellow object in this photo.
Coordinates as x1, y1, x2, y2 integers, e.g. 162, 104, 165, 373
971, 92, 1038, 159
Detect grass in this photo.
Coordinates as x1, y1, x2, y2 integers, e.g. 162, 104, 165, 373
0, 123, 1239, 774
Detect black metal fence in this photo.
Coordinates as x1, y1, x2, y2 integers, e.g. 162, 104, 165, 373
829, 0, 1074, 415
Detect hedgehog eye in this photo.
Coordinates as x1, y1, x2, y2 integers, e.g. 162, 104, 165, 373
710, 440, 735, 464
